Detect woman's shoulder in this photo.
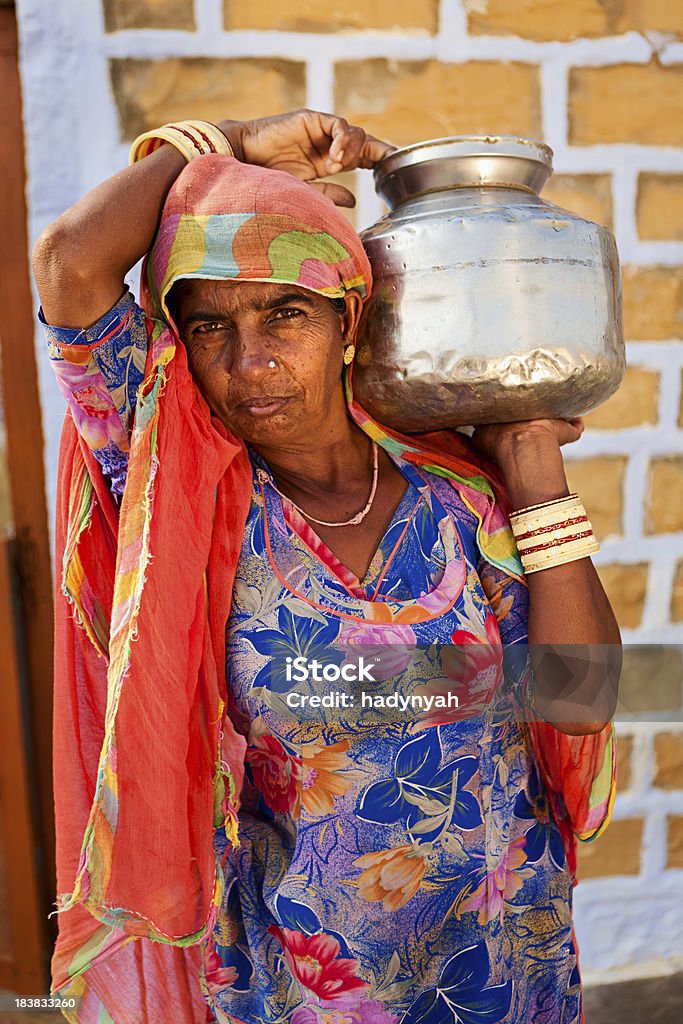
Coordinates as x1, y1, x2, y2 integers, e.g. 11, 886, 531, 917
396, 456, 481, 532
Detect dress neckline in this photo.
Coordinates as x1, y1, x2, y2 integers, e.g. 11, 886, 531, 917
249, 447, 468, 623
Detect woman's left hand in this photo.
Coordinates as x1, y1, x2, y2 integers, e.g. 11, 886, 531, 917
469, 416, 585, 466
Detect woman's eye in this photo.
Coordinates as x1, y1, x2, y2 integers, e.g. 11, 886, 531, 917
195, 322, 224, 334
270, 308, 301, 322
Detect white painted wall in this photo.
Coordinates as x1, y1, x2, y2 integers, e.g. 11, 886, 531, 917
15, 0, 683, 983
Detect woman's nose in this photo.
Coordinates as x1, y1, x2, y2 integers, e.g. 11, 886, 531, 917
227, 327, 272, 379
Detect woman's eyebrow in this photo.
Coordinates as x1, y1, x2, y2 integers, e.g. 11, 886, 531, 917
182, 308, 228, 325
182, 293, 317, 325
255, 292, 317, 311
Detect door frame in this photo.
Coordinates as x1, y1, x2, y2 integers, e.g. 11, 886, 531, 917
0, 0, 57, 992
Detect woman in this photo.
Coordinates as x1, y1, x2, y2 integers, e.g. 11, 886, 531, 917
33, 109, 621, 1024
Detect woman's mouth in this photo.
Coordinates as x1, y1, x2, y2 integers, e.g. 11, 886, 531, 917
238, 396, 291, 418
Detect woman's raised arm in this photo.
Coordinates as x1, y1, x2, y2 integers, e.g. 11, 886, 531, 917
32, 142, 193, 329
31, 110, 395, 330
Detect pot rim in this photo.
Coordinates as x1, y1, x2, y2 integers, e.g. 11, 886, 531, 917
375, 134, 553, 178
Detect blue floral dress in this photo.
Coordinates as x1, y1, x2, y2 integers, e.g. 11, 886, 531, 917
42, 295, 582, 1024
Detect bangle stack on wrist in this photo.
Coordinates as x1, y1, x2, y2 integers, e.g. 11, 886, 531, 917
129, 120, 234, 165
509, 493, 599, 574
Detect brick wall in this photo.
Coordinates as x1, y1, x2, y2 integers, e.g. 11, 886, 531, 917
15, 0, 683, 985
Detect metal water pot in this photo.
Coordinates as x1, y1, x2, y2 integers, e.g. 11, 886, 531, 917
354, 136, 625, 431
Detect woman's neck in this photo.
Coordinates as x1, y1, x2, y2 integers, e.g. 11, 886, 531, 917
252, 419, 373, 501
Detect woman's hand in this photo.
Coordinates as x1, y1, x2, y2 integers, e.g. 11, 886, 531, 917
470, 417, 585, 512
469, 416, 585, 467
217, 109, 397, 207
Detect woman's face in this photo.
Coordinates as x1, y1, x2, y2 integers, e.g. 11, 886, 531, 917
172, 279, 363, 447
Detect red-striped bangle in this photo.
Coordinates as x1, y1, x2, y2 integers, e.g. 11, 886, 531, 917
172, 124, 206, 156
519, 529, 595, 556
190, 124, 218, 154
514, 514, 589, 542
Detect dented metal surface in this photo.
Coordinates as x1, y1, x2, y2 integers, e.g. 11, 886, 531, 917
355, 135, 625, 431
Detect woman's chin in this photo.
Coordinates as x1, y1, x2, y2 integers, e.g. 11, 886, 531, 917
224, 406, 300, 446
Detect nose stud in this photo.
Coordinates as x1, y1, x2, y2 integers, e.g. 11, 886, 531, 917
267, 359, 277, 369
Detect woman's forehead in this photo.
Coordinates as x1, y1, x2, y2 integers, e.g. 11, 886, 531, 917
175, 278, 323, 313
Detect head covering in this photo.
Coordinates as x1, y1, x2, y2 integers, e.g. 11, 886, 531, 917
146, 153, 372, 328
50, 155, 615, 1022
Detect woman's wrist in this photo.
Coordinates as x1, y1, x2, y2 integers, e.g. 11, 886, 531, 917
216, 119, 246, 161
496, 435, 570, 511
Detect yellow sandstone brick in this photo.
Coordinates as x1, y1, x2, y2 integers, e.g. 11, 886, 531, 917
109, 58, 306, 141
465, 0, 683, 41
563, 456, 626, 540
596, 563, 648, 630
334, 60, 541, 148
104, 0, 195, 31
541, 173, 613, 230
637, 174, 683, 242
654, 732, 683, 789
622, 266, 683, 341
465, 0, 613, 42
577, 817, 643, 878
224, 0, 439, 33
569, 62, 683, 147
617, 648, 683, 715
645, 457, 683, 534
666, 815, 683, 868
584, 367, 659, 429
671, 560, 683, 622
617, 0, 683, 37
616, 733, 633, 792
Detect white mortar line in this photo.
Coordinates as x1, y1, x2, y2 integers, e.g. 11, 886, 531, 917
567, 435, 683, 457
434, 0, 470, 63
656, 346, 683, 431
582, 953, 683, 986
622, 447, 649, 542
540, 59, 568, 153
99, 25, 662, 64
194, 0, 224, 38
548, 146, 683, 174
611, 163, 640, 261
306, 55, 334, 111
102, 30, 438, 61
642, 559, 678, 631
460, 32, 655, 65
641, 809, 671, 878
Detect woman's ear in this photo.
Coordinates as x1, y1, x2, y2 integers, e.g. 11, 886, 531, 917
342, 291, 364, 343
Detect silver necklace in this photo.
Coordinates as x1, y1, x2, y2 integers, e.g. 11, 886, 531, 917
257, 441, 380, 527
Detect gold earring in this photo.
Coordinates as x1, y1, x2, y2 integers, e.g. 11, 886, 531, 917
343, 344, 356, 365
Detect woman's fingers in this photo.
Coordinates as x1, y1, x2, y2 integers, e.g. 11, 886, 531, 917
307, 180, 357, 208
359, 132, 399, 166
316, 112, 396, 171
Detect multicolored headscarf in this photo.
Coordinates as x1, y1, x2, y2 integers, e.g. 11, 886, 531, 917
50, 155, 615, 1022
147, 153, 371, 322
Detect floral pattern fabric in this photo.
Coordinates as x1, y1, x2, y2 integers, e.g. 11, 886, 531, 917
41, 296, 583, 1024
201, 449, 582, 1024
40, 289, 148, 498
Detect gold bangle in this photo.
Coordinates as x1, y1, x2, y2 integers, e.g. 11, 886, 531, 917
510, 492, 579, 518
522, 536, 600, 573
516, 520, 595, 552
511, 507, 586, 536
510, 496, 582, 524
129, 120, 234, 165
510, 503, 587, 538
182, 120, 235, 158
